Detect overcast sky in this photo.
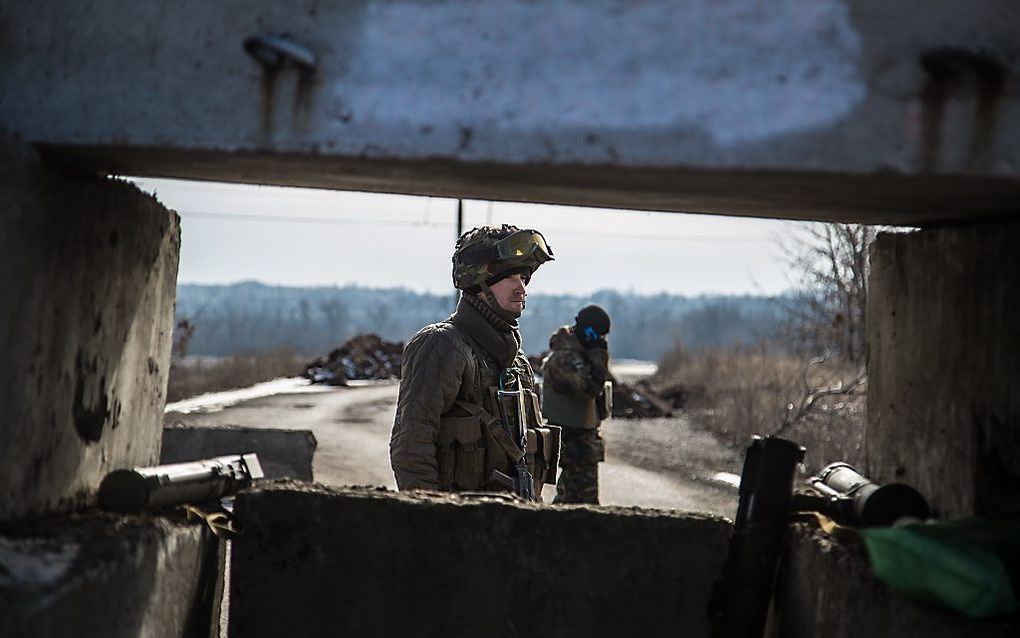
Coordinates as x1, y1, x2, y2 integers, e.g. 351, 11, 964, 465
131, 177, 800, 296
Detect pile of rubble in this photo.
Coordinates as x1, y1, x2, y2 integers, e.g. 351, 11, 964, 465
528, 351, 680, 420
305, 334, 403, 385
611, 379, 676, 419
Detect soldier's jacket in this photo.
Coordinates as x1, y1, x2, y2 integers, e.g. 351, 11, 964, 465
541, 325, 609, 429
389, 295, 558, 493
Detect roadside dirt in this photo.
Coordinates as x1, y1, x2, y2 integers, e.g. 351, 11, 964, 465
165, 381, 740, 518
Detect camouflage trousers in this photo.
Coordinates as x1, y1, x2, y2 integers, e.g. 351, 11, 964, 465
554, 462, 600, 504
553, 428, 604, 505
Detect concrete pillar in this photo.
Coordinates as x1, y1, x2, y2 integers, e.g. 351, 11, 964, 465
866, 222, 1020, 520
0, 134, 180, 522
230, 483, 731, 637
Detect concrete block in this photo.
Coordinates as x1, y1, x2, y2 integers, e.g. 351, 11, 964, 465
230, 482, 731, 637
775, 522, 1019, 637
2, 1, 1019, 224
0, 134, 180, 522
866, 223, 1020, 520
0, 513, 223, 638
162, 425, 317, 480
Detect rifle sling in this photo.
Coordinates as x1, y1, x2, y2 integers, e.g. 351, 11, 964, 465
453, 399, 525, 464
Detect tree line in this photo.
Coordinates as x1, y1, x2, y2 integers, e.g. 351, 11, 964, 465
174, 282, 789, 361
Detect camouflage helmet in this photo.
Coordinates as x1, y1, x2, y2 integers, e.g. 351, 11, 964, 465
452, 224, 554, 292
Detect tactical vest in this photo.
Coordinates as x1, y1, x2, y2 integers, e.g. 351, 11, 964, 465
542, 383, 599, 429
434, 323, 560, 498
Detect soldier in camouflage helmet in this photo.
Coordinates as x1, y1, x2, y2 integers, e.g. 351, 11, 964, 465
390, 225, 561, 499
542, 305, 612, 504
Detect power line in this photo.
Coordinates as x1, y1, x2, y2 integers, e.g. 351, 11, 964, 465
177, 210, 768, 242
133, 177, 733, 223
179, 210, 449, 228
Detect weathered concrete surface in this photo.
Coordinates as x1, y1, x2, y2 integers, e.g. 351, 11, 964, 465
0, 513, 223, 638
161, 424, 318, 480
231, 482, 731, 637
2, 1, 1019, 224
866, 223, 1020, 521
0, 135, 180, 523
775, 521, 1019, 637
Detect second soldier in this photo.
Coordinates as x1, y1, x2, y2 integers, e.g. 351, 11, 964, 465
542, 305, 612, 504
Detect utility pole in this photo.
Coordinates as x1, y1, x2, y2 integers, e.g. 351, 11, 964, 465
454, 199, 463, 310
456, 198, 463, 240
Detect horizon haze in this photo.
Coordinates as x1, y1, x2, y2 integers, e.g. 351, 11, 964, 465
131, 177, 802, 297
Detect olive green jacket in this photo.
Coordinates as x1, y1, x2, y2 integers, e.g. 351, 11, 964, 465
541, 325, 609, 429
389, 295, 534, 491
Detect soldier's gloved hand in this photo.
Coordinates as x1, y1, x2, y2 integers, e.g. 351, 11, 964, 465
578, 325, 606, 349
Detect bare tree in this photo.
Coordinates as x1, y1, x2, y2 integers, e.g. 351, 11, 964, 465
171, 318, 197, 361
319, 298, 349, 344
781, 223, 877, 365
774, 352, 866, 436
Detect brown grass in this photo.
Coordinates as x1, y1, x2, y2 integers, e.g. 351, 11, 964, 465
166, 348, 307, 403
652, 343, 866, 473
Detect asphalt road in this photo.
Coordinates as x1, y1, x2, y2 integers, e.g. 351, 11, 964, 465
165, 380, 739, 518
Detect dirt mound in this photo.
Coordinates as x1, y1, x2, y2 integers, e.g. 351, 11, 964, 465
651, 381, 705, 411
306, 334, 403, 385
612, 379, 675, 419
530, 349, 675, 419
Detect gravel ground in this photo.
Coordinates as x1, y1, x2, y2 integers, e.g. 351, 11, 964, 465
602, 413, 742, 518
166, 380, 742, 518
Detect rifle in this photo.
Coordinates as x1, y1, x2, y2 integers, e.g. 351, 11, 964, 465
97, 453, 264, 514
489, 369, 536, 501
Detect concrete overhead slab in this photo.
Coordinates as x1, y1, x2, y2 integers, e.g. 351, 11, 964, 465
2, 0, 1019, 225
230, 482, 731, 637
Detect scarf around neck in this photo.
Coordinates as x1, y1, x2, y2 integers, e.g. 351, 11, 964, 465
451, 293, 522, 369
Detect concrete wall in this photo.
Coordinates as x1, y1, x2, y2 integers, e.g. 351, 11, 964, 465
0, 134, 180, 522
0, 514, 223, 638
776, 522, 1019, 637
2, 1, 1019, 224
230, 482, 731, 637
162, 425, 318, 480
866, 223, 1020, 521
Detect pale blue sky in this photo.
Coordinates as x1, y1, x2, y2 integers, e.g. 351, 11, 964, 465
131, 177, 798, 296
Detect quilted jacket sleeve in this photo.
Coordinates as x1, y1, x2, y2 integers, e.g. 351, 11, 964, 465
543, 346, 609, 399
389, 326, 470, 490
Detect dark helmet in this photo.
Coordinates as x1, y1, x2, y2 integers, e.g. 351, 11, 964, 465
575, 304, 611, 337
452, 224, 554, 293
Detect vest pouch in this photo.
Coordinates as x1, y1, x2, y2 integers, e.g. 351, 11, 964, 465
525, 428, 544, 493
536, 425, 562, 485
596, 381, 613, 421
437, 415, 485, 491
526, 390, 544, 428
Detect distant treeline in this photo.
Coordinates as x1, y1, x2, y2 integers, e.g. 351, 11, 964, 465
175, 282, 789, 361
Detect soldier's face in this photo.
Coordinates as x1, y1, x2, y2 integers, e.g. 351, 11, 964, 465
488, 273, 527, 317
